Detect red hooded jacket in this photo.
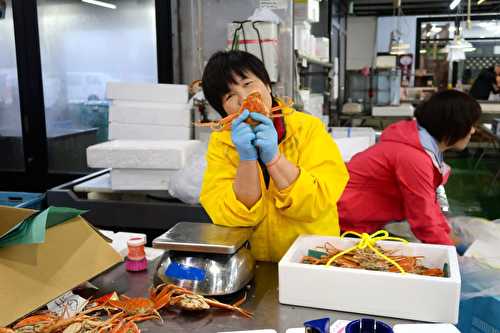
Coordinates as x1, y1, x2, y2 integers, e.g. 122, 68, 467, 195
338, 120, 453, 245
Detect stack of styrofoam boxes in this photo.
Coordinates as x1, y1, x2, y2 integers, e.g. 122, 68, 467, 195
87, 140, 201, 190
107, 82, 191, 140
294, 0, 319, 24
330, 127, 376, 162
86, 82, 202, 191
294, 21, 312, 57
294, 0, 329, 61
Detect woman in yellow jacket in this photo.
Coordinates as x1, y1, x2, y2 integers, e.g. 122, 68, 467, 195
200, 51, 348, 262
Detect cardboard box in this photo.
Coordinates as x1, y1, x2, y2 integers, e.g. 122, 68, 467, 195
0, 206, 122, 326
278, 235, 461, 323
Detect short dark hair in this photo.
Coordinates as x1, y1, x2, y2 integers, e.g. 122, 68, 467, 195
201, 50, 271, 117
414, 89, 481, 145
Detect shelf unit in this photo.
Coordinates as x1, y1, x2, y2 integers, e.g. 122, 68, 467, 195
296, 52, 335, 125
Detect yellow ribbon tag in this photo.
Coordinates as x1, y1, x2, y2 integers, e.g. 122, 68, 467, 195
325, 230, 409, 274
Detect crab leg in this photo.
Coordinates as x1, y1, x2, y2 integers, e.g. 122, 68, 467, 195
204, 298, 253, 318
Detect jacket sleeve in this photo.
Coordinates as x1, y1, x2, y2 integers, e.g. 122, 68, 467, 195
272, 118, 349, 222
395, 152, 453, 245
199, 136, 267, 227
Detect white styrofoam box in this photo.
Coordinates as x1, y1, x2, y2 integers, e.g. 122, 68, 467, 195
106, 82, 188, 104
278, 235, 461, 323
334, 137, 371, 161
307, 34, 316, 58
298, 89, 310, 105
109, 122, 191, 140
109, 103, 190, 127
304, 93, 323, 119
111, 168, 176, 190
480, 102, 500, 113
330, 127, 376, 146
294, 0, 319, 23
87, 140, 202, 169
227, 22, 279, 82
393, 324, 460, 333
294, 21, 311, 52
375, 55, 397, 69
315, 37, 329, 61
372, 104, 414, 116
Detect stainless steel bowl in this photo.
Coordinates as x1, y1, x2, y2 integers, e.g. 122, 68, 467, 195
154, 244, 255, 296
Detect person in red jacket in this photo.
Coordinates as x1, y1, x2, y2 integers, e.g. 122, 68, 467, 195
338, 90, 481, 245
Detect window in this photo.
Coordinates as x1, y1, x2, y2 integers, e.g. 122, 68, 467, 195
37, 0, 157, 174
0, 0, 25, 172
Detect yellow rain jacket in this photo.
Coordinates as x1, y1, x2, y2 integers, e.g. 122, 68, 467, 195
200, 106, 348, 262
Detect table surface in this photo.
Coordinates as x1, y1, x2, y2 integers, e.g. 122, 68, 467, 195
89, 260, 417, 333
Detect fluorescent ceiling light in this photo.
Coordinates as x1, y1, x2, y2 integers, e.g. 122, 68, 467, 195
477, 0, 486, 4
81, 0, 116, 9
450, 0, 462, 9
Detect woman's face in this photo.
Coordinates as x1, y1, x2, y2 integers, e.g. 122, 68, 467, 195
222, 71, 272, 116
450, 126, 476, 151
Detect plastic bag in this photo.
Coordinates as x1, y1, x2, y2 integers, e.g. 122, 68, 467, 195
459, 256, 500, 300
449, 216, 500, 268
168, 143, 208, 205
449, 216, 500, 247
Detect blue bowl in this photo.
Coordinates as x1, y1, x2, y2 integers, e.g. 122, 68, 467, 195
345, 318, 393, 333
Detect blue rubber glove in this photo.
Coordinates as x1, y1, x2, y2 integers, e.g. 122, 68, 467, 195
250, 112, 278, 164
231, 109, 258, 161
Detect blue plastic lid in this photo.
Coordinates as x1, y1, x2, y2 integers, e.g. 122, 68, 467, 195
304, 317, 330, 333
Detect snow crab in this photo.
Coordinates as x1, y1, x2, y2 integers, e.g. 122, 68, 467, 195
302, 242, 445, 277
194, 91, 287, 131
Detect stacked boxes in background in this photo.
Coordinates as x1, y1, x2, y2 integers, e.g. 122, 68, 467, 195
87, 140, 201, 190
86, 82, 202, 191
293, 0, 329, 61
107, 82, 191, 140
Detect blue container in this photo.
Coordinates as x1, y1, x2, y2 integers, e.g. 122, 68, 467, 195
457, 295, 500, 333
0, 192, 45, 210
345, 319, 393, 333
